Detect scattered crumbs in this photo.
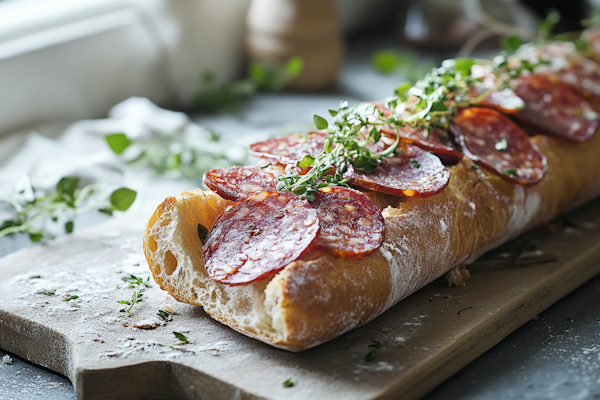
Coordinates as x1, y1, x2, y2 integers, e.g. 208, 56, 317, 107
445, 264, 470, 287
69, 300, 78, 307
2, 355, 13, 365
457, 300, 463, 303
381, 327, 390, 333
443, 295, 451, 299
29, 275, 41, 279
395, 337, 406, 343
92, 339, 105, 343
134, 318, 162, 330
519, 249, 544, 259
427, 297, 433, 303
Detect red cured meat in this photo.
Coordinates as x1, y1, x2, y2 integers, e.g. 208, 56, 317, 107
514, 74, 599, 142
451, 107, 547, 185
203, 165, 278, 201
250, 131, 328, 165
344, 142, 450, 197
381, 126, 463, 165
312, 187, 384, 258
203, 191, 320, 285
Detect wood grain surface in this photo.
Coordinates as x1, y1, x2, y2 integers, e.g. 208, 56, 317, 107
1, 198, 599, 400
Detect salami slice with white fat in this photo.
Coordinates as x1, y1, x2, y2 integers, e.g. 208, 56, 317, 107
514, 74, 599, 142
203, 191, 320, 285
203, 165, 278, 201
381, 126, 463, 165
312, 187, 384, 258
250, 131, 327, 165
451, 107, 547, 185
344, 142, 450, 197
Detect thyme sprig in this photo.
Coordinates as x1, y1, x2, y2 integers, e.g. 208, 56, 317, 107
118, 274, 150, 315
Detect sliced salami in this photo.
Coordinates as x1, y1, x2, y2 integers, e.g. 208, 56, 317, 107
203, 165, 278, 201
312, 187, 384, 258
469, 65, 523, 114
514, 74, 599, 142
381, 126, 463, 165
203, 191, 320, 285
451, 107, 547, 185
250, 131, 327, 165
345, 142, 450, 197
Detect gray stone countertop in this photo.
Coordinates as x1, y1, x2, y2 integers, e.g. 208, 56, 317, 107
1, 38, 600, 400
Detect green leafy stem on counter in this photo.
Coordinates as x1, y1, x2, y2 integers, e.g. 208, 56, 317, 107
193, 56, 304, 113
0, 177, 136, 243
105, 127, 249, 183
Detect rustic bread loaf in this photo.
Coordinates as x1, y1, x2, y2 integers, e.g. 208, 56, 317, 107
143, 132, 600, 351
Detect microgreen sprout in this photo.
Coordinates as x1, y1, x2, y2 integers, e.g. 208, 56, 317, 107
282, 378, 295, 388
161, 332, 193, 351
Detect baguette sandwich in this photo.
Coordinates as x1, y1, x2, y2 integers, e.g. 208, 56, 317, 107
143, 37, 600, 351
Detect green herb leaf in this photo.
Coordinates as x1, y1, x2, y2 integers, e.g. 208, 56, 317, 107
368, 340, 382, 349
109, 188, 137, 211
202, 71, 216, 84
36, 289, 56, 295
173, 332, 188, 342
501, 35, 523, 51
157, 309, 171, 322
365, 349, 376, 362
500, 168, 518, 176
372, 50, 406, 74
29, 232, 44, 242
455, 58, 476, 76
538, 9, 560, 40
285, 56, 304, 78
117, 300, 131, 305
470, 165, 480, 171
410, 159, 421, 168
495, 137, 508, 151
394, 82, 413, 101
65, 221, 74, 234
105, 133, 132, 155
297, 155, 315, 168
64, 295, 79, 301
198, 224, 209, 245
283, 378, 295, 388
260, 162, 271, 169
56, 177, 79, 207
352, 156, 379, 174
313, 114, 329, 130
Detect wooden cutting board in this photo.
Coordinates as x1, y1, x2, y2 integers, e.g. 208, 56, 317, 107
1, 198, 600, 400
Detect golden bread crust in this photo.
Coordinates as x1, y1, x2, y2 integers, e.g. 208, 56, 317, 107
144, 132, 600, 351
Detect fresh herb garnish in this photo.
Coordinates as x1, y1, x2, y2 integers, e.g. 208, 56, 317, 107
197, 224, 209, 245
500, 168, 518, 176
118, 274, 150, 315
410, 159, 421, 168
0, 177, 136, 242
365, 350, 376, 362
36, 289, 56, 295
282, 378, 295, 388
157, 309, 172, 322
194, 57, 303, 113
105, 128, 248, 184
471, 165, 480, 171
63, 295, 79, 301
372, 50, 435, 83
